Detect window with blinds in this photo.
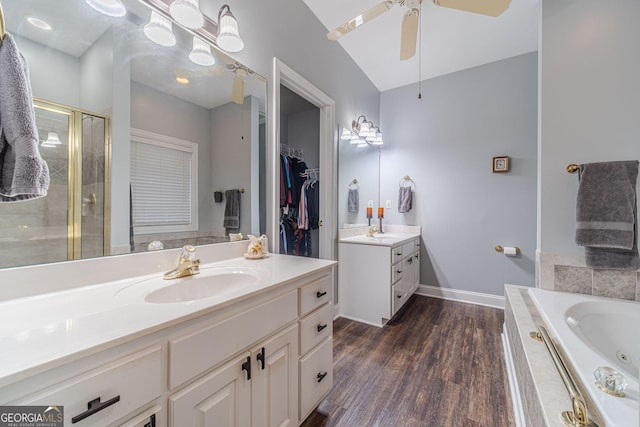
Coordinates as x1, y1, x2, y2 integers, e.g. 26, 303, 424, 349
130, 129, 198, 234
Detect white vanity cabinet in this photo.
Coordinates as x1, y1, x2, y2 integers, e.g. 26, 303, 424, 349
0, 261, 335, 427
339, 235, 420, 327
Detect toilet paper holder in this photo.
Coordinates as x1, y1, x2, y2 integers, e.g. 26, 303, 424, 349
495, 245, 520, 255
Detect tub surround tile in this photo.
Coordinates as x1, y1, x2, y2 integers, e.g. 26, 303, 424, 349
504, 286, 570, 426
592, 270, 636, 300
553, 265, 592, 294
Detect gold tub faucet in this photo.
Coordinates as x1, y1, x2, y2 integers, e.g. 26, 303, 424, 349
164, 245, 200, 279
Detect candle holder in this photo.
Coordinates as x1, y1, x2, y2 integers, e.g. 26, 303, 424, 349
377, 207, 384, 233
366, 207, 372, 226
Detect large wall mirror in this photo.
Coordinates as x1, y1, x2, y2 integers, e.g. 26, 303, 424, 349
0, 0, 267, 269
338, 129, 380, 229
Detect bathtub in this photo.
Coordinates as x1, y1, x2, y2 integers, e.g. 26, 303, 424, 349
529, 288, 639, 427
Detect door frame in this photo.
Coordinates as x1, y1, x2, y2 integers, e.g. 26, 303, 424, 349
268, 58, 336, 260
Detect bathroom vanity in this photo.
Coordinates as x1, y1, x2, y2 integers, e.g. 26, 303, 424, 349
0, 245, 335, 426
338, 227, 421, 327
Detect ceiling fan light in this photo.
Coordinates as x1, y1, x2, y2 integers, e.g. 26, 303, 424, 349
217, 6, 244, 52
144, 11, 176, 47
169, 0, 204, 29
85, 0, 127, 17
189, 37, 216, 66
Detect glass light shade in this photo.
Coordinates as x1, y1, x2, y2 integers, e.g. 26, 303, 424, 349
189, 37, 216, 66
169, 0, 203, 29
371, 132, 384, 145
340, 128, 352, 140
349, 134, 361, 145
45, 132, 62, 145
217, 10, 244, 52
144, 11, 176, 47
359, 121, 371, 137
27, 17, 52, 31
85, 0, 126, 17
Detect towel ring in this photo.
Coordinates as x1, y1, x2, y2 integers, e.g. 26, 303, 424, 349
566, 164, 579, 173
399, 175, 415, 189
0, 2, 5, 41
348, 179, 359, 189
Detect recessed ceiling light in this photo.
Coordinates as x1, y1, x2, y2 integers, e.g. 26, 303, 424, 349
176, 76, 190, 85
27, 17, 52, 31
85, 0, 127, 17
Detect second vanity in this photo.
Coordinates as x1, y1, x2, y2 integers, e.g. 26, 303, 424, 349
338, 226, 421, 327
0, 242, 336, 426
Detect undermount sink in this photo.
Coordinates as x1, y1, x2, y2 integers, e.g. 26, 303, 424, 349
116, 267, 263, 304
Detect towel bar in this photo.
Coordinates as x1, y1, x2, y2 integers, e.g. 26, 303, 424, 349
567, 164, 579, 173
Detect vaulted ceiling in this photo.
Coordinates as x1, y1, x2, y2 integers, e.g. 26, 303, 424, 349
302, 0, 539, 92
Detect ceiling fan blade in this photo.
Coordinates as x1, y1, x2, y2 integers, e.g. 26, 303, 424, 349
432, 0, 511, 17
400, 8, 419, 60
327, 1, 394, 40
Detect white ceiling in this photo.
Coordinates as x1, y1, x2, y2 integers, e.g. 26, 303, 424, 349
302, 0, 539, 91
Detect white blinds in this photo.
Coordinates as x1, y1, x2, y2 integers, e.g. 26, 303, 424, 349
131, 136, 195, 229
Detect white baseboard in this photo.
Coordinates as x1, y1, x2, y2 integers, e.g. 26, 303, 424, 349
416, 284, 504, 309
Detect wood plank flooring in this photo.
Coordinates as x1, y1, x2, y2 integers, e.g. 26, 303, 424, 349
301, 295, 514, 427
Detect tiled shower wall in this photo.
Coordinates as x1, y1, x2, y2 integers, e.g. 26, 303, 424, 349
537, 251, 640, 301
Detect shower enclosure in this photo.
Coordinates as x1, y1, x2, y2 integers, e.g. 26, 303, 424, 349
0, 99, 110, 268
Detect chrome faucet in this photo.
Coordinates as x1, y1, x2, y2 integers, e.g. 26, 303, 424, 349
164, 245, 200, 279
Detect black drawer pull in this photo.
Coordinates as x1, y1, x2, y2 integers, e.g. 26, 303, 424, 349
408, 258, 413, 264
256, 347, 266, 370
242, 355, 252, 380
397, 294, 402, 299
317, 323, 328, 333
396, 252, 402, 256
415, 254, 419, 260
396, 270, 402, 274
317, 371, 328, 383
316, 291, 327, 298
144, 414, 156, 427
72, 395, 120, 424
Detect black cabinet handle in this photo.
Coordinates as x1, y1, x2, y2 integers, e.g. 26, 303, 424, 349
316, 291, 327, 298
71, 395, 120, 424
396, 252, 402, 256
242, 355, 252, 380
256, 347, 266, 370
396, 270, 402, 274
317, 372, 328, 383
144, 414, 156, 427
408, 258, 413, 264
317, 323, 328, 333
415, 254, 419, 260
397, 294, 402, 299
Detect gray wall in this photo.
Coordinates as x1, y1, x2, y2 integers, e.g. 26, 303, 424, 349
538, 0, 640, 256
380, 52, 538, 296
130, 81, 213, 234
338, 143, 380, 227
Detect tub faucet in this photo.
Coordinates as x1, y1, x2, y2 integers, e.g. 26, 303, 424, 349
164, 245, 200, 279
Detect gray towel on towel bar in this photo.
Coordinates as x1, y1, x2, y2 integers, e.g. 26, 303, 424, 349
347, 188, 359, 213
398, 186, 412, 213
223, 189, 241, 234
575, 161, 639, 270
0, 33, 50, 202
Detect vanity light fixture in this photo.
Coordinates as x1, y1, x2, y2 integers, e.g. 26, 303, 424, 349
85, 0, 127, 17
189, 36, 216, 66
169, 0, 204, 29
341, 115, 384, 146
216, 4, 244, 53
26, 17, 52, 31
144, 10, 176, 47
41, 132, 62, 148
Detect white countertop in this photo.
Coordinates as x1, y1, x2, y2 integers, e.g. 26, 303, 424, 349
0, 254, 335, 388
339, 232, 420, 247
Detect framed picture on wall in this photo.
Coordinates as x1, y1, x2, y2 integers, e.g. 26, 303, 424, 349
492, 156, 509, 173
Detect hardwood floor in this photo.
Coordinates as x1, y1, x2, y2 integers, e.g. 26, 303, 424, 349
301, 295, 515, 427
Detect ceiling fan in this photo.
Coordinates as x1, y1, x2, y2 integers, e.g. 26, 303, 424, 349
327, 0, 512, 60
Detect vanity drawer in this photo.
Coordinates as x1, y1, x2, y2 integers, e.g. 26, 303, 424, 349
18, 346, 162, 426
392, 283, 406, 315
299, 303, 333, 356
402, 240, 416, 257
299, 273, 332, 316
299, 337, 333, 421
169, 290, 297, 389
392, 246, 403, 264
392, 264, 403, 283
